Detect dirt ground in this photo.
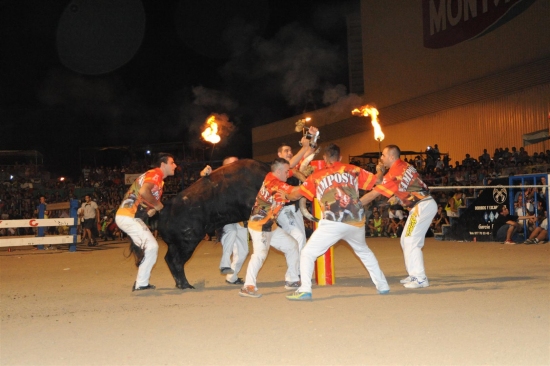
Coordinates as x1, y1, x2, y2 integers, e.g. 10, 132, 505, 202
1, 237, 548, 366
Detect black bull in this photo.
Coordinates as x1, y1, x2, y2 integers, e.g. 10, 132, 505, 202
158, 159, 270, 289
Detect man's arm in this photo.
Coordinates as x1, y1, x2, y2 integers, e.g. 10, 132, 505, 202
288, 127, 318, 168
139, 182, 164, 212
360, 189, 382, 207
284, 186, 305, 201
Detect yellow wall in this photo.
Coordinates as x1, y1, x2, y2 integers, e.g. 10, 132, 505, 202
361, 0, 550, 107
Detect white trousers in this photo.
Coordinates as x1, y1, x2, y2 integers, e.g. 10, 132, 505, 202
244, 227, 300, 289
116, 215, 158, 288
219, 223, 249, 282
278, 205, 307, 252
401, 198, 438, 278
298, 219, 389, 294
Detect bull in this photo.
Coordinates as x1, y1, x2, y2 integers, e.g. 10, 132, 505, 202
157, 158, 316, 289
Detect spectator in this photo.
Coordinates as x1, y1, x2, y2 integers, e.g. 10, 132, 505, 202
524, 211, 548, 244
445, 190, 464, 218
434, 210, 450, 233
368, 211, 384, 237
80, 195, 100, 246
492, 204, 535, 244
387, 204, 405, 238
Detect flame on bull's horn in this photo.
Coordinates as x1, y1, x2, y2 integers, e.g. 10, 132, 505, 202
295, 117, 312, 132
352, 105, 385, 142
201, 115, 221, 144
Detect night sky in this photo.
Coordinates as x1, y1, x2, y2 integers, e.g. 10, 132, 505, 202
1, 0, 357, 178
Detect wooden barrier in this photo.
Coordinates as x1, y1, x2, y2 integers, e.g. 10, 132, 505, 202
0, 199, 80, 252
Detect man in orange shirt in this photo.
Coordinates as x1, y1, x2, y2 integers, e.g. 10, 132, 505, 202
361, 145, 437, 289
239, 158, 301, 298
285, 144, 390, 301
116, 152, 177, 292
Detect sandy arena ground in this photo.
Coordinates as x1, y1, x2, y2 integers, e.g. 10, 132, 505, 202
1, 237, 549, 366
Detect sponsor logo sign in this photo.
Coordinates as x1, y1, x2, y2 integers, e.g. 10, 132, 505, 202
422, 0, 536, 48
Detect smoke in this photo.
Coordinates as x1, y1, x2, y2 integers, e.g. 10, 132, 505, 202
221, 22, 347, 111
192, 86, 238, 111
180, 2, 355, 155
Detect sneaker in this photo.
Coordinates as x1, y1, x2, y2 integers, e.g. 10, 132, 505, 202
403, 276, 429, 289
399, 276, 413, 284
226, 278, 244, 285
524, 239, 535, 245
503, 240, 516, 245
286, 291, 312, 301
239, 286, 261, 298
132, 282, 156, 292
377, 288, 390, 295
220, 267, 234, 275
533, 238, 540, 244
284, 281, 301, 290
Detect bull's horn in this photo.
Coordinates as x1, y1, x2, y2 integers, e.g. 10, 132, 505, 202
299, 197, 318, 223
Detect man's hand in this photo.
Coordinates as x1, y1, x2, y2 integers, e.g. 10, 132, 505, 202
147, 209, 157, 217
275, 189, 289, 202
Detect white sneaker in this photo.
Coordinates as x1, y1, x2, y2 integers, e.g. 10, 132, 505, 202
403, 276, 429, 288
399, 276, 412, 284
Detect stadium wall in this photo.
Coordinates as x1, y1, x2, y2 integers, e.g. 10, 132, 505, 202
252, 0, 550, 163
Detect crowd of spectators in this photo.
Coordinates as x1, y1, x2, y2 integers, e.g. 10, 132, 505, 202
352, 145, 549, 238
0, 153, 212, 238
1, 145, 548, 241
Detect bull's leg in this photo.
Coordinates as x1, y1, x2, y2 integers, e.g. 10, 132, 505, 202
165, 241, 197, 289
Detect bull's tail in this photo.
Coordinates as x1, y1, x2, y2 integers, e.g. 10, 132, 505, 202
126, 238, 145, 267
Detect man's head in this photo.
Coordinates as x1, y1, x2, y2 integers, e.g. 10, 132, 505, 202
380, 145, 400, 169
497, 204, 509, 215
271, 158, 290, 182
222, 156, 238, 166
84, 195, 91, 202
277, 143, 293, 160
156, 152, 177, 177
323, 144, 341, 165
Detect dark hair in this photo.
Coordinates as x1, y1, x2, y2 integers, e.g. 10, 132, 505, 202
323, 143, 340, 160
156, 152, 174, 167
496, 204, 507, 213
271, 157, 289, 172
278, 143, 291, 154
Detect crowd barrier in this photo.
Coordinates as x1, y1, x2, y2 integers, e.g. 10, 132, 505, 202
0, 200, 80, 252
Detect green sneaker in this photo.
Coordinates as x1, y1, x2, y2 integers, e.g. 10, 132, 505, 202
286, 291, 312, 301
